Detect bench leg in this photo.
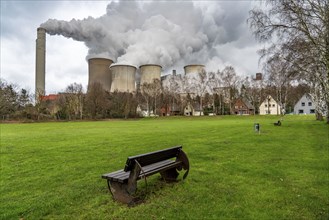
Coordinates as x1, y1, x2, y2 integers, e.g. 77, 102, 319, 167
177, 149, 190, 179
107, 180, 134, 204
160, 168, 179, 182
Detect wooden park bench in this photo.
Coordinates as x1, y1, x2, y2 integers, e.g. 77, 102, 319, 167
101, 145, 189, 204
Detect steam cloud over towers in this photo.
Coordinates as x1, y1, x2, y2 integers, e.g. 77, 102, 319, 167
39, 1, 249, 70
36, 1, 254, 95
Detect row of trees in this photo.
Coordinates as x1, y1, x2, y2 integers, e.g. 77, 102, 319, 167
0, 80, 34, 120
1, 66, 312, 121
153, 66, 311, 116
0, 80, 139, 120
1, 1, 327, 122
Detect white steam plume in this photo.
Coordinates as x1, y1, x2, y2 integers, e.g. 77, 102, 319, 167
40, 1, 253, 72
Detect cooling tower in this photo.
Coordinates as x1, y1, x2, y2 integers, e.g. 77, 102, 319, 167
139, 64, 162, 85
110, 64, 137, 93
184, 64, 205, 75
35, 27, 46, 97
88, 58, 113, 91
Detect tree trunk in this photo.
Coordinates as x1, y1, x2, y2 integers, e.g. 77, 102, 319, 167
326, 100, 329, 124
200, 97, 203, 116
154, 96, 157, 116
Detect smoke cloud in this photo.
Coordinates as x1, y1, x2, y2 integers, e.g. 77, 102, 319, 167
40, 1, 254, 72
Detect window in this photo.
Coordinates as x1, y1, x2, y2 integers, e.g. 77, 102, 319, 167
308, 102, 312, 106
265, 104, 267, 107
299, 109, 304, 114
301, 102, 305, 106
310, 109, 315, 114
272, 104, 275, 107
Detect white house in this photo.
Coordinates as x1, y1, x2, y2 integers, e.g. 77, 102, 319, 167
294, 94, 315, 114
184, 103, 193, 116
259, 95, 282, 115
136, 104, 156, 117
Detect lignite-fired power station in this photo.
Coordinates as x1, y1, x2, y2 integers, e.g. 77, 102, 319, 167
35, 27, 205, 96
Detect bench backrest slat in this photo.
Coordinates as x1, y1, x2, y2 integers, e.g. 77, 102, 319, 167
124, 146, 182, 172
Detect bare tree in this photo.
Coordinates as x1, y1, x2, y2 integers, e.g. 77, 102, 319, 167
265, 56, 293, 113
220, 66, 240, 114
141, 82, 152, 116
180, 74, 193, 95
141, 79, 162, 116
151, 79, 162, 115
56, 93, 69, 119
65, 83, 84, 120
85, 82, 109, 119
248, 0, 329, 122
192, 69, 211, 115
210, 70, 225, 115
163, 74, 181, 115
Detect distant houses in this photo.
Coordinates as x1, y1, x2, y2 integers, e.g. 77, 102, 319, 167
259, 95, 282, 115
233, 98, 255, 115
183, 103, 194, 116
183, 103, 204, 116
293, 94, 315, 114
139, 93, 316, 117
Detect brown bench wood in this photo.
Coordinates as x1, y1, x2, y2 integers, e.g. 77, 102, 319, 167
101, 145, 189, 204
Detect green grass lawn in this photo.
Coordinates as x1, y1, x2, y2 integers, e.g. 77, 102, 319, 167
1, 115, 328, 219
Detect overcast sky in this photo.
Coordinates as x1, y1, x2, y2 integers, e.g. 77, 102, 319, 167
1, 1, 264, 95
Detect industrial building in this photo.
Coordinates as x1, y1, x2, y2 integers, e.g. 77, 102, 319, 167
139, 64, 162, 84
110, 64, 137, 93
184, 64, 205, 75
88, 58, 113, 91
35, 27, 46, 97
34, 28, 205, 96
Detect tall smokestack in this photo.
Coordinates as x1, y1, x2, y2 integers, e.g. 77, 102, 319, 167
35, 27, 46, 99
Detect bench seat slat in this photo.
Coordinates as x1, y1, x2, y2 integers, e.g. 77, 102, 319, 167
104, 169, 129, 182
102, 169, 125, 177
102, 159, 182, 183
142, 160, 182, 177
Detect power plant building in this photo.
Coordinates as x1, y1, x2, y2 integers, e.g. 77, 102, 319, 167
88, 58, 113, 91
110, 64, 137, 93
35, 27, 46, 97
34, 26, 206, 96
139, 64, 162, 85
